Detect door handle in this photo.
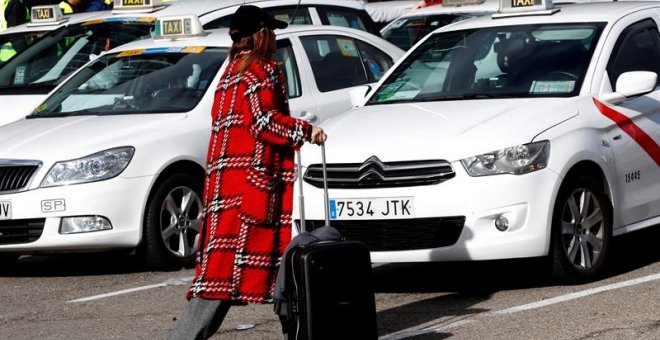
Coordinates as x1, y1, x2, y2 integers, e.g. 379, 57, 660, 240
299, 111, 318, 123
613, 135, 622, 141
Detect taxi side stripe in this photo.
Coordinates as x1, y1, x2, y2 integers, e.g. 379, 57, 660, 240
593, 97, 660, 167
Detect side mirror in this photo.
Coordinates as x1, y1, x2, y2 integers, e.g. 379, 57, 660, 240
601, 71, 657, 104
349, 85, 371, 107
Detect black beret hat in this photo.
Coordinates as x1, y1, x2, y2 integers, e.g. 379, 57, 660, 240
229, 5, 288, 42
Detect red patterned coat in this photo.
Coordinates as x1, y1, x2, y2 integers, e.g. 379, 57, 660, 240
188, 52, 311, 304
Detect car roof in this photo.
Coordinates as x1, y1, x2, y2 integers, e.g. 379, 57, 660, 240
62, 0, 368, 27
435, 1, 660, 30
106, 24, 395, 52
158, 0, 366, 15
0, 11, 102, 34
399, 0, 500, 18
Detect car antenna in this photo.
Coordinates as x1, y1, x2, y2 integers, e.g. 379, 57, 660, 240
290, 0, 302, 25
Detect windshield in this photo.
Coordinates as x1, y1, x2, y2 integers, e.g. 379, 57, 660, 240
31, 47, 227, 117
0, 30, 49, 65
382, 13, 484, 50
0, 18, 155, 93
368, 23, 606, 105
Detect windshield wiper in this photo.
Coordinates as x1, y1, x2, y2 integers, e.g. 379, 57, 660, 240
27, 110, 100, 118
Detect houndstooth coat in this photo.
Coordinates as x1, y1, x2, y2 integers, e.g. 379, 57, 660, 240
188, 52, 312, 304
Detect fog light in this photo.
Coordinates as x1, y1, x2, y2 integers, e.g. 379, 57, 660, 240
60, 216, 112, 234
494, 215, 509, 231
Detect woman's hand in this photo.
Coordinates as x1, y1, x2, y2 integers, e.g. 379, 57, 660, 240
310, 126, 327, 145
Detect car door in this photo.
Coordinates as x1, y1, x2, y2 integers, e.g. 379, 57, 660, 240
600, 17, 660, 227
295, 33, 397, 122
273, 37, 321, 123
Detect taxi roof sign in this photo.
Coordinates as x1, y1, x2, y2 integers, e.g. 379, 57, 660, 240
28, 5, 67, 27
494, 0, 559, 18
154, 15, 205, 40
113, 0, 164, 14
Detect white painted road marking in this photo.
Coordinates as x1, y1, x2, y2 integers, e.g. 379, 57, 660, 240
66, 272, 660, 338
491, 272, 660, 315
380, 272, 660, 340
67, 276, 192, 303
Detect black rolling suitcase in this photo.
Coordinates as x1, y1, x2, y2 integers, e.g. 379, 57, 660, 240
278, 144, 378, 340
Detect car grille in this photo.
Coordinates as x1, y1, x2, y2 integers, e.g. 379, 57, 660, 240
0, 161, 41, 193
0, 219, 46, 245
295, 217, 465, 251
303, 157, 455, 189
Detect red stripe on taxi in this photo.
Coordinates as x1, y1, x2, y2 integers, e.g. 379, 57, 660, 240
593, 97, 660, 166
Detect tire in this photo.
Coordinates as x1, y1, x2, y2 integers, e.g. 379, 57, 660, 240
142, 173, 203, 270
550, 175, 612, 282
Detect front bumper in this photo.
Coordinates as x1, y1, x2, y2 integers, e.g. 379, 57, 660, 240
0, 175, 153, 253
294, 165, 562, 262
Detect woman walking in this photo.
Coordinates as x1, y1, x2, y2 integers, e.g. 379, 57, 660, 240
169, 5, 326, 339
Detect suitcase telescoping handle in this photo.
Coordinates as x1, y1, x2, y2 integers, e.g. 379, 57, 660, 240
296, 143, 330, 232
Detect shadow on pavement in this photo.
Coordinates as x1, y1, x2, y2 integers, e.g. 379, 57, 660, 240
604, 226, 659, 277
0, 252, 155, 277
371, 225, 659, 337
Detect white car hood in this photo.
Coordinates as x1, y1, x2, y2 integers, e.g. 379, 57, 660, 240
0, 94, 48, 127
311, 98, 577, 163
0, 114, 186, 162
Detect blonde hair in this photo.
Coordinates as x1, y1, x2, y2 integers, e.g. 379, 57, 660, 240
229, 27, 276, 73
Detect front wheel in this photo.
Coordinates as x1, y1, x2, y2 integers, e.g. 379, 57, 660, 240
550, 175, 612, 282
143, 173, 203, 270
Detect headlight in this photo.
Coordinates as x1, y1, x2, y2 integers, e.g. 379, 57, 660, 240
41, 147, 135, 187
460, 141, 549, 176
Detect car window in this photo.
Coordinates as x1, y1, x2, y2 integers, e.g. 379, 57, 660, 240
356, 40, 394, 82
203, 6, 313, 29
382, 14, 479, 50
0, 30, 49, 65
301, 35, 370, 92
31, 48, 227, 117
607, 19, 660, 88
0, 20, 155, 93
274, 39, 302, 98
315, 6, 379, 35
368, 23, 606, 104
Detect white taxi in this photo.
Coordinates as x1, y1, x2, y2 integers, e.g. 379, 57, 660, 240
297, 0, 660, 281
0, 6, 101, 65
0, 16, 402, 269
380, 0, 499, 50
0, 0, 384, 127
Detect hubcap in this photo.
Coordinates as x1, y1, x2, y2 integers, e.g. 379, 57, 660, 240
560, 188, 605, 270
160, 186, 203, 258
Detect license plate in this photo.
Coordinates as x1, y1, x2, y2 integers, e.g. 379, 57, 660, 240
329, 197, 414, 220
0, 201, 11, 220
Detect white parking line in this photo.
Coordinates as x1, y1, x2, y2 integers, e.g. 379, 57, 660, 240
67, 276, 192, 303
379, 272, 660, 340
491, 272, 660, 315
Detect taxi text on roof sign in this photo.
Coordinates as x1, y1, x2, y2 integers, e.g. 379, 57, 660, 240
28, 5, 66, 26
113, 0, 164, 13
154, 15, 205, 40
495, 0, 559, 17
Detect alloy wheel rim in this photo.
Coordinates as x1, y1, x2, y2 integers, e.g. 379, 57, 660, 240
560, 187, 605, 271
159, 186, 203, 258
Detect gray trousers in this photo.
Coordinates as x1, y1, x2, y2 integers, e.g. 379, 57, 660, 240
168, 298, 232, 340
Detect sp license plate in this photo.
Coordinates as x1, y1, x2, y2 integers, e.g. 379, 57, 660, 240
329, 197, 414, 220
0, 201, 11, 220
